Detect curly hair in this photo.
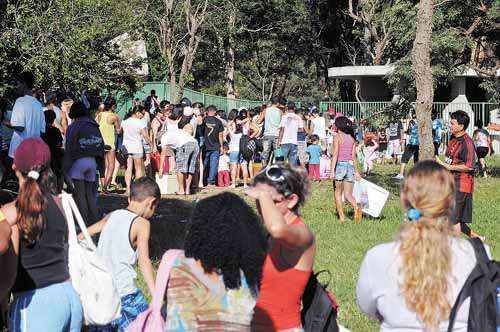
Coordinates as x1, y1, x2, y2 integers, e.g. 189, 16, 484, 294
184, 192, 267, 297
398, 160, 455, 329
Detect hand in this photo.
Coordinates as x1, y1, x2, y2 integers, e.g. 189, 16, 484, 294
355, 171, 362, 181
245, 187, 276, 201
158, 170, 163, 179
77, 233, 85, 241
330, 168, 336, 179
220, 147, 224, 155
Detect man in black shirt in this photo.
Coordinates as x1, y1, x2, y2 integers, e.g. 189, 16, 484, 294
386, 120, 403, 164
202, 105, 224, 186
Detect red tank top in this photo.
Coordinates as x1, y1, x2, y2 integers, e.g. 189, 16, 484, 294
253, 218, 312, 331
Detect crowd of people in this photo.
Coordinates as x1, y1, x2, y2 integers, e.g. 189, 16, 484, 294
0, 73, 497, 332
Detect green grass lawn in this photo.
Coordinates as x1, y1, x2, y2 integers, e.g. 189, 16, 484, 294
136, 156, 500, 332
303, 157, 500, 331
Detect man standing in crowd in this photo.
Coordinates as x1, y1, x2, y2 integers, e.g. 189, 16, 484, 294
436, 110, 484, 240
6, 73, 45, 159
144, 89, 160, 115
386, 118, 403, 164
278, 101, 303, 166
432, 113, 444, 156
202, 105, 224, 187
259, 96, 282, 167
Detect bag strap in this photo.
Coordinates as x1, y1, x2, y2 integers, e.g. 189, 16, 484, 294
314, 270, 332, 288
150, 249, 182, 311
61, 191, 96, 250
447, 238, 489, 332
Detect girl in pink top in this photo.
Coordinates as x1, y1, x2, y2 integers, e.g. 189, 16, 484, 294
330, 116, 362, 223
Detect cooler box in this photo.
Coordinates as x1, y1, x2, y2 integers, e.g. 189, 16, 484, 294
155, 174, 178, 195
353, 179, 390, 218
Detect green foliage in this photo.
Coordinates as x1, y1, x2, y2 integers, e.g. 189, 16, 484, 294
0, 0, 143, 96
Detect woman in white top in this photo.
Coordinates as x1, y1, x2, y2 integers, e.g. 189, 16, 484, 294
121, 106, 152, 194
356, 160, 485, 332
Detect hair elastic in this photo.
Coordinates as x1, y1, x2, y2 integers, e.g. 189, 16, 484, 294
27, 170, 40, 181
407, 208, 421, 221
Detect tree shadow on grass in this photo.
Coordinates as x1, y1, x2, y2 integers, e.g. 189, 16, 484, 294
98, 195, 194, 261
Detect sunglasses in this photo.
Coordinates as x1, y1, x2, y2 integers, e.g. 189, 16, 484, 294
262, 165, 293, 197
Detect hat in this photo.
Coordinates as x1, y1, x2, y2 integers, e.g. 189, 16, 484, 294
183, 106, 194, 117
287, 101, 296, 110
13, 138, 51, 174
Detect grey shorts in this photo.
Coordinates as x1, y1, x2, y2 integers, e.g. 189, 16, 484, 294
175, 142, 199, 174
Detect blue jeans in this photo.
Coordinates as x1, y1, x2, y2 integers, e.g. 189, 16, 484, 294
203, 150, 220, 185
10, 281, 83, 332
281, 143, 298, 166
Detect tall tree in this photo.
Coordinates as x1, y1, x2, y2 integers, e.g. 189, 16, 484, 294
412, 0, 434, 160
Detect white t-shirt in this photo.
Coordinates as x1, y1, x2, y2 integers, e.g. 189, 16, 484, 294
279, 113, 303, 145
160, 128, 196, 150
122, 117, 146, 154
229, 132, 242, 152
9, 95, 45, 158
218, 154, 230, 172
311, 116, 326, 140
264, 106, 282, 137
356, 238, 490, 332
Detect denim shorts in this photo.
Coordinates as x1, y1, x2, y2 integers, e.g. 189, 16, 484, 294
229, 151, 246, 164
334, 161, 355, 182
128, 153, 144, 159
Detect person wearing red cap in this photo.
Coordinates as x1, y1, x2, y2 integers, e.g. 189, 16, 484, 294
1, 138, 83, 331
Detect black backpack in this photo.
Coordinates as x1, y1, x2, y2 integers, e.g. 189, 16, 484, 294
239, 135, 256, 162
301, 270, 339, 332
447, 238, 500, 332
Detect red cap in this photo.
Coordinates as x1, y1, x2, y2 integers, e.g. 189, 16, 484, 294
13, 138, 51, 173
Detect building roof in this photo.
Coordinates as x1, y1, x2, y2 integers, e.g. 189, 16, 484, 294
328, 65, 499, 79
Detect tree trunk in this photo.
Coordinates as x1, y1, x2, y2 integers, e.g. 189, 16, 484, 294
225, 11, 236, 100
412, 0, 434, 160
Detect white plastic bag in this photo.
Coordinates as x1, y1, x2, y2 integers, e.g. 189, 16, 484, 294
353, 179, 390, 218
61, 192, 121, 325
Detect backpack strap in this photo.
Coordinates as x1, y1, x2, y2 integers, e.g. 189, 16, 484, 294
150, 249, 183, 311
447, 238, 489, 332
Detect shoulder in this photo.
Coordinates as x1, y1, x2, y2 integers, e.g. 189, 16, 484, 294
363, 242, 400, 267
1, 202, 18, 226
132, 216, 150, 232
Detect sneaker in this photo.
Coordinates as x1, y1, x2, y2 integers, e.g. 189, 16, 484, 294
393, 174, 404, 180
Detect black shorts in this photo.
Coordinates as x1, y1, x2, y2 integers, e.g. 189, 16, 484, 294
433, 142, 440, 156
401, 145, 419, 164
476, 147, 488, 159
451, 191, 473, 224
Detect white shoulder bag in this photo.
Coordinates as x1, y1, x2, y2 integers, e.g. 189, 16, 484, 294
61, 192, 121, 325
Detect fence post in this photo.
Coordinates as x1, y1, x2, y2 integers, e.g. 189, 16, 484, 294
481, 102, 485, 126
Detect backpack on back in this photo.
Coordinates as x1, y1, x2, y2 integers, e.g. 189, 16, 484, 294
447, 238, 500, 332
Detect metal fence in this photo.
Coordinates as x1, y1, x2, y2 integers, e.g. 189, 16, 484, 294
319, 101, 498, 127
115, 81, 265, 117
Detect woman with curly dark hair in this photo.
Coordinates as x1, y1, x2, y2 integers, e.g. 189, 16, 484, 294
163, 192, 267, 331
246, 165, 315, 332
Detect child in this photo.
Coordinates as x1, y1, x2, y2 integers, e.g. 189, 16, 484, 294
41, 109, 64, 191
306, 134, 322, 181
363, 139, 379, 176
218, 144, 230, 187
82, 177, 159, 331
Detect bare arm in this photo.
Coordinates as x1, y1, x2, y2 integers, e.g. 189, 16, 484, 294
0, 220, 11, 254
134, 218, 155, 295
257, 109, 266, 124
246, 189, 314, 250
330, 136, 339, 177
78, 214, 110, 240
140, 128, 152, 146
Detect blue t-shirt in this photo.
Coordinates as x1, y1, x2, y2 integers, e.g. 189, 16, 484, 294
307, 144, 322, 164
408, 121, 419, 146
432, 119, 443, 143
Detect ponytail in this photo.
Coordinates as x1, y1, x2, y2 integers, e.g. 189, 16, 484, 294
16, 166, 54, 244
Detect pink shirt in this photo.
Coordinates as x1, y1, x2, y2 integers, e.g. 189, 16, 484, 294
338, 133, 355, 161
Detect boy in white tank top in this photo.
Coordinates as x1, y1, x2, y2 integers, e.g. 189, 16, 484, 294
81, 177, 160, 330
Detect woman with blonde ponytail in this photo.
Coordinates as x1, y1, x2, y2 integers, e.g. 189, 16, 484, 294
356, 160, 489, 331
